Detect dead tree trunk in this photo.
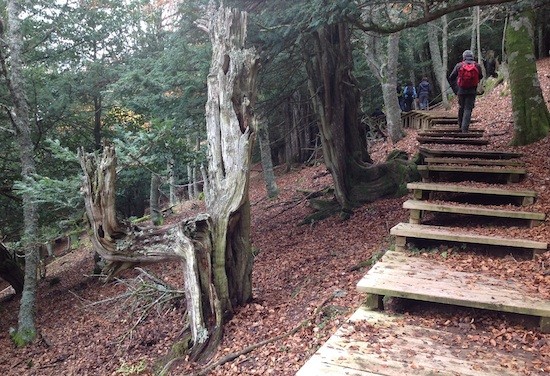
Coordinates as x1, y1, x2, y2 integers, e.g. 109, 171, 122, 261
79, 146, 183, 278
202, 3, 258, 320
80, 3, 258, 363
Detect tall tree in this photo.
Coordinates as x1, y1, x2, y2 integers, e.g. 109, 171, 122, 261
506, 9, 550, 145
1, 0, 41, 345
364, 31, 403, 142
427, 16, 451, 109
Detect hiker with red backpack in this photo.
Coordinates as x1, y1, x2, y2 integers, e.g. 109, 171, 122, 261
448, 50, 483, 133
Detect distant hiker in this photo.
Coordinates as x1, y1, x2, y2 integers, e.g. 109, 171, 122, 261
402, 82, 416, 112
448, 50, 483, 132
417, 77, 431, 110
396, 83, 405, 111
483, 50, 499, 78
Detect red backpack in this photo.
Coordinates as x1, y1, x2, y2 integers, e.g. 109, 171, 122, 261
457, 62, 479, 89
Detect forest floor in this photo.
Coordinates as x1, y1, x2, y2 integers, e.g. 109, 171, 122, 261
0, 58, 549, 376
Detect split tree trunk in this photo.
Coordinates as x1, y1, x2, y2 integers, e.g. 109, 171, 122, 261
80, 3, 258, 359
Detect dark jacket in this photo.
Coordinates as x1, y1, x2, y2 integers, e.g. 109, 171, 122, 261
448, 57, 483, 95
418, 80, 430, 96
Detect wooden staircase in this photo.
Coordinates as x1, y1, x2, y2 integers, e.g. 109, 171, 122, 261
379, 133, 550, 332
297, 113, 550, 375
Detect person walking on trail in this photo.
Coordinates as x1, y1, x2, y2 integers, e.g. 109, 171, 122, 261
402, 81, 416, 112
448, 49, 483, 133
417, 77, 430, 110
396, 83, 405, 111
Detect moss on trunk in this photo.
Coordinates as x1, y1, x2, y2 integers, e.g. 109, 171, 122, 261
506, 10, 550, 146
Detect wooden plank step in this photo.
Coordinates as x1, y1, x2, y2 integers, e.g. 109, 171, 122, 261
422, 127, 484, 133
417, 164, 526, 183
296, 306, 531, 375
407, 182, 537, 205
424, 157, 524, 167
357, 251, 550, 331
418, 132, 484, 138
419, 147, 522, 160
416, 136, 489, 145
389, 222, 548, 257
402, 199, 545, 226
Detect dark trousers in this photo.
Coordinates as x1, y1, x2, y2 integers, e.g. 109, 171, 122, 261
458, 94, 476, 132
418, 94, 429, 110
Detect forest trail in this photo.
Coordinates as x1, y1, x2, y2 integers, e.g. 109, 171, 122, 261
298, 107, 550, 375
0, 59, 548, 376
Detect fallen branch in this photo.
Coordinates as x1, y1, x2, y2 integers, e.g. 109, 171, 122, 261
191, 292, 338, 376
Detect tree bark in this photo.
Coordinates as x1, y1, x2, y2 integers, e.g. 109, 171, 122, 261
256, 116, 279, 198
428, 18, 451, 109
364, 31, 404, 142
150, 173, 162, 226
303, 23, 417, 213
79, 146, 183, 277
198, 2, 259, 359
506, 10, 550, 145
2, 0, 41, 345
168, 158, 177, 206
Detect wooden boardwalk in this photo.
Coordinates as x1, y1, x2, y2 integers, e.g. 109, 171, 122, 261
297, 306, 531, 376
297, 112, 549, 375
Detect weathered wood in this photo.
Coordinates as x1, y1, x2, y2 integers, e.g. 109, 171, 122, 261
357, 251, 550, 318
363, 293, 382, 310
417, 136, 489, 145
390, 222, 548, 255
403, 199, 545, 222
417, 164, 526, 183
297, 306, 532, 375
424, 127, 483, 133
407, 182, 537, 203
424, 157, 524, 166
418, 131, 484, 138
419, 147, 523, 159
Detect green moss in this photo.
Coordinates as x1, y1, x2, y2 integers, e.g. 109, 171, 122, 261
506, 10, 550, 145
10, 328, 36, 347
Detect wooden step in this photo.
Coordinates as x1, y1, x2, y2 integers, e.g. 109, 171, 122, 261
418, 132, 483, 138
419, 147, 522, 160
407, 182, 537, 205
417, 136, 489, 145
403, 199, 545, 226
427, 130, 485, 136
428, 127, 483, 133
389, 222, 548, 258
423, 157, 524, 167
296, 306, 531, 375
417, 164, 526, 183
357, 251, 550, 332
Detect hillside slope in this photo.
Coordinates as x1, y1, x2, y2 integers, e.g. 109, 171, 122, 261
0, 58, 548, 376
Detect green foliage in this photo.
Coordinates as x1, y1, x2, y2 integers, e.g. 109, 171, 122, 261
115, 360, 147, 376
